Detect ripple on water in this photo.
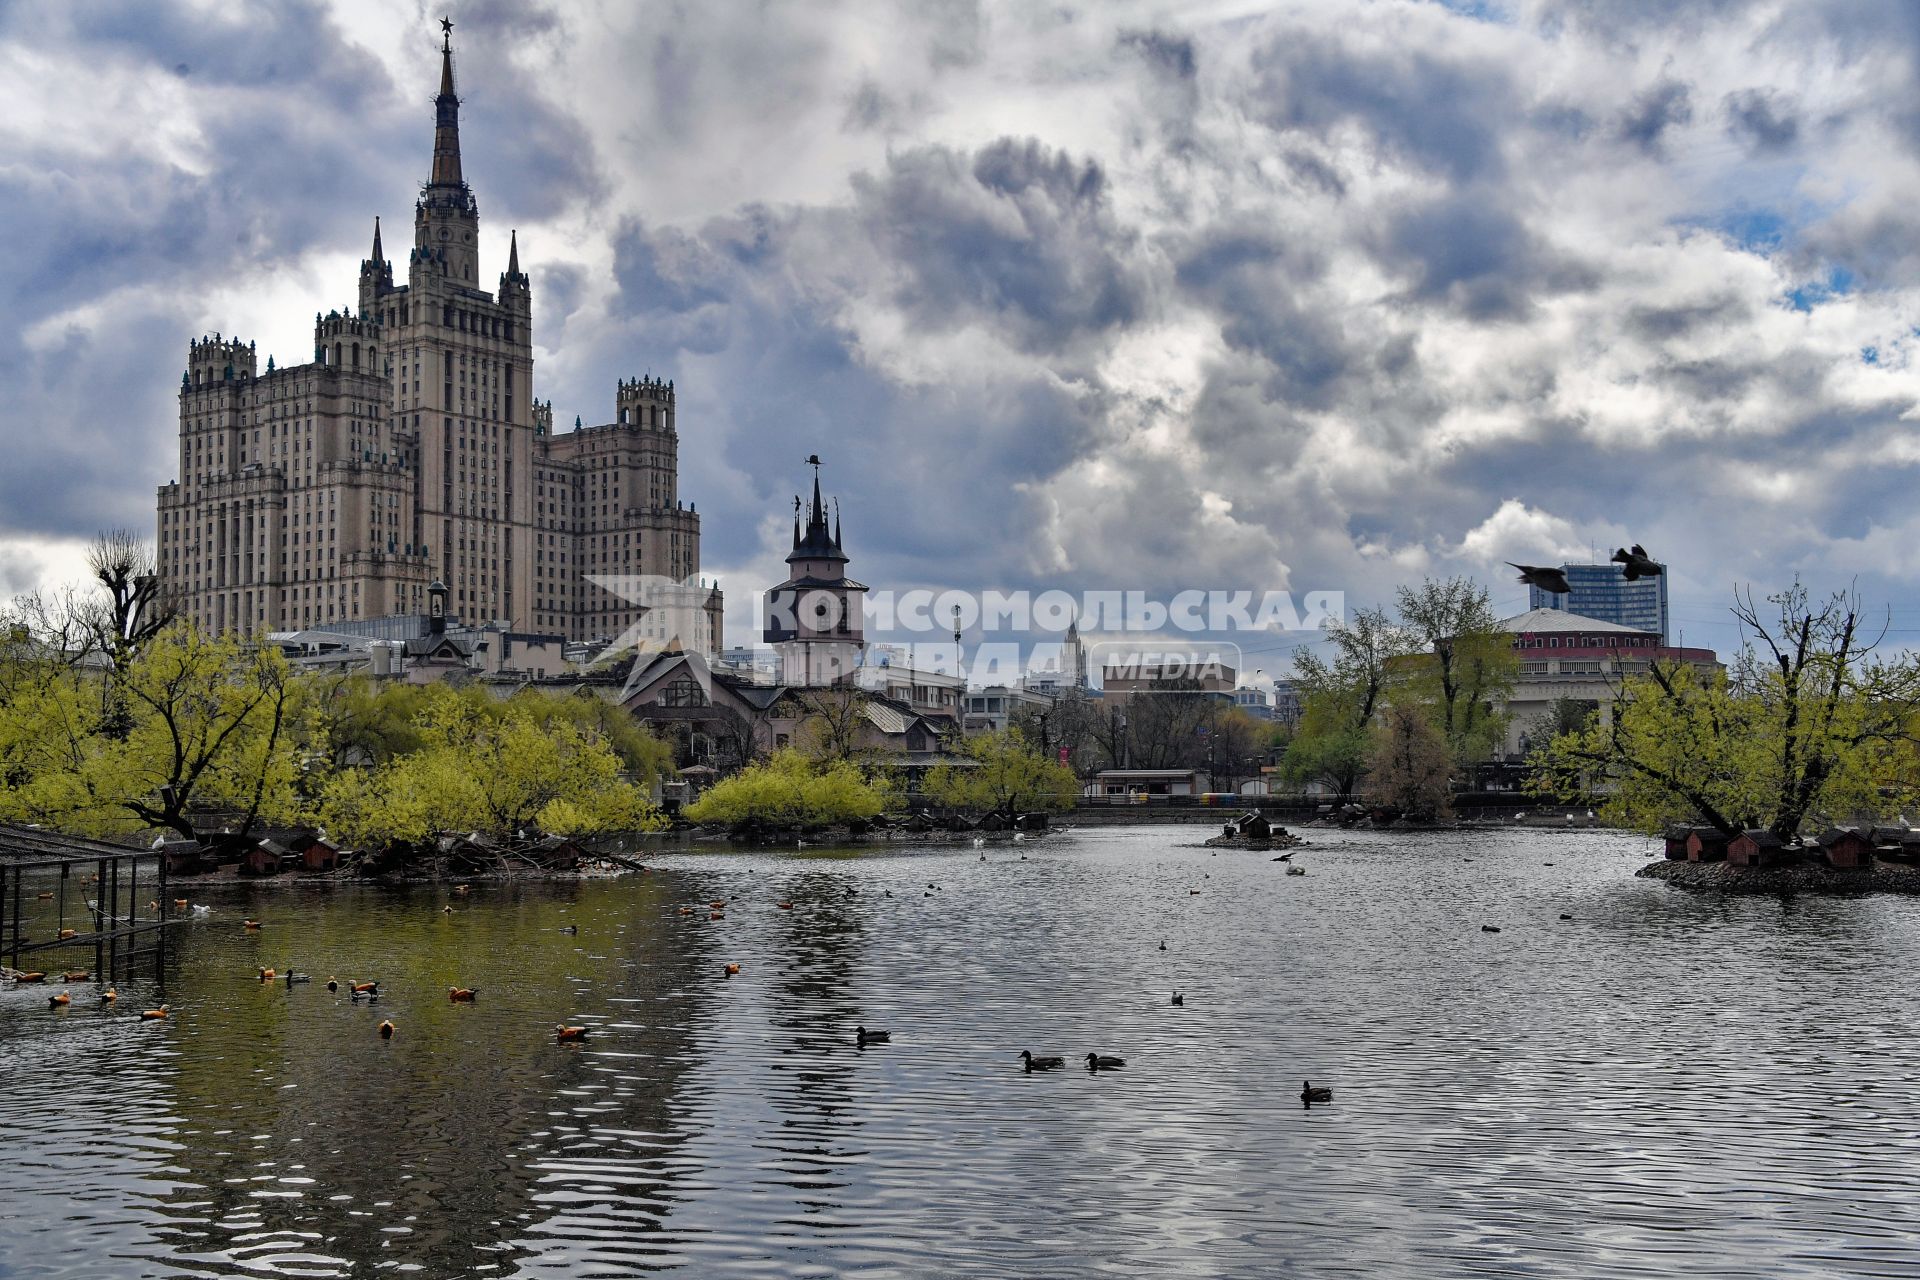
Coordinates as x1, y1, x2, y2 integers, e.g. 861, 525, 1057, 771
4, 826, 1920, 1277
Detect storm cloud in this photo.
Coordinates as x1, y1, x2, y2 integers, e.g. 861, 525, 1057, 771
4, 0, 1919, 661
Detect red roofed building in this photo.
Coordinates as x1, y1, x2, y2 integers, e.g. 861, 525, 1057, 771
1496, 608, 1722, 760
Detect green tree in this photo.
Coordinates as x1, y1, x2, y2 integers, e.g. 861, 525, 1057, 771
925, 728, 1077, 818
1395, 576, 1517, 764
683, 749, 891, 829
0, 623, 303, 840
1282, 606, 1419, 798
1532, 584, 1920, 839
319, 688, 664, 845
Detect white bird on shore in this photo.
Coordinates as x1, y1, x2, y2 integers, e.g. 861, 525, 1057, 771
971, 836, 984, 848
1013, 832, 1026, 843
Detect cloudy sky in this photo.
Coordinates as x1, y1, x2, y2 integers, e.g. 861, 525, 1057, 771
5, 0, 1919, 666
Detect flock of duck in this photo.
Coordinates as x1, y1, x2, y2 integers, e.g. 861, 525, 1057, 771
10, 967, 166, 1020
14, 852, 1342, 1109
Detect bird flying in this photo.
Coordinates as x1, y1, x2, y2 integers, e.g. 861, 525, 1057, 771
1507, 563, 1572, 595
1611, 545, 1663, 581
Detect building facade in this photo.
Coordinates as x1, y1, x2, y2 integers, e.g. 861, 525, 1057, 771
1527, 561, 1669, 643
1496, 607, 1719, 759
156, 23, 720, 651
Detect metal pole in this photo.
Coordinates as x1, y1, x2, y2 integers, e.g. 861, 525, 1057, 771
154, 852, 168, 984
94, 857, 107, 978
8, 864, 19, 969
106, 858, 118, 981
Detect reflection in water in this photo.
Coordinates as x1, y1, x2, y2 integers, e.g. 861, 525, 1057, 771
5, 826, 1920, 1277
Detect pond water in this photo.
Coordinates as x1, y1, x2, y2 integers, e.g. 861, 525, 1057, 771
3, 823, 1920, 1279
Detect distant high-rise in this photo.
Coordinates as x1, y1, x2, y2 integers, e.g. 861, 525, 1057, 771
156, 20, 720, 651
1527, 561, 1669, 643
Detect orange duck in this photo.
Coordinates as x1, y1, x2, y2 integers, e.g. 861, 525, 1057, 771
140, 1005, 169, 1020
47, 991, 70, 1009
554, 1024, 588, 1042
448, 987, 478, 1002
723, 963, 742, 978
243, 919, 263, 930
258, 967, 276, 981
61, 970, 90, 982
378, 1019, 396, 1039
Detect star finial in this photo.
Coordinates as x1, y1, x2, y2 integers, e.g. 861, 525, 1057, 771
441, 15, 454, 49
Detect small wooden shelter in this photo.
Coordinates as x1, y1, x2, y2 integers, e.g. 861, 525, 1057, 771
1816, 827, 1876, 870
1727, 829, 1793, 867
1686, 829, 1731, 862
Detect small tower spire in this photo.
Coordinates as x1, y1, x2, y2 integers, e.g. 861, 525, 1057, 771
370, 215, 383, 262
507, 228, 520, 277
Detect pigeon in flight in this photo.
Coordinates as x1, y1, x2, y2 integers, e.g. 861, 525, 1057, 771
1508, 563, 1572, 595
1611, 545, 1663, 581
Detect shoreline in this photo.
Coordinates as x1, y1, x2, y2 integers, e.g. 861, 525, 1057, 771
1637, 857, 1920, 896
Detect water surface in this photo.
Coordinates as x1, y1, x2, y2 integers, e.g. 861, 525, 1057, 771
3, 824, 1918, 1278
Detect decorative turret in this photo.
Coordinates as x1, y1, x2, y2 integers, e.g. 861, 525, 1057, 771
184, 334, 257, 390
359, 215, 393, 313
498, 228, 531, 315
615, 375, 675, 431
313, 310, 381, 372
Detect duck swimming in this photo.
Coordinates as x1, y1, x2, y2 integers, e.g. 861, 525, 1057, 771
140, 1005, 170, 1020
1019, 1050, 1065, 1071
47, 991, 70, 1009
378, 1020, 395, 1039
723, 963, 742, 977
1301, 1080, 1333, 1103
448, 987, 478, 1002
1085, 1053, 1125, 1070
555, 1024, 589, 1042
855, 1025, 891, 1045
1171, 991, 1184, 1006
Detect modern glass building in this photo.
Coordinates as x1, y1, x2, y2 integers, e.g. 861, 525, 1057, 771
1527, 562, 1669, 642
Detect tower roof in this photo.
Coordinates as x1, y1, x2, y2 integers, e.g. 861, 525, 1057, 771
789, 456, 847, 563
430, 18, 464, 189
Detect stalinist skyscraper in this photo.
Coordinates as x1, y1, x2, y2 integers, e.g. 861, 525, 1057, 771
156, 19, 722, 652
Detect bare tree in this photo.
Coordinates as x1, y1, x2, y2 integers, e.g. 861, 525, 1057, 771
86, 529, 176, 664
791, 687, 874, 764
